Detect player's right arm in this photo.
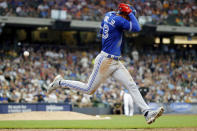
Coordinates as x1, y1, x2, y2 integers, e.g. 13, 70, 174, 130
114, 15, 141, 32
127, 13, 141, 32
116, 3, 141, 32
120, 13, 140, 32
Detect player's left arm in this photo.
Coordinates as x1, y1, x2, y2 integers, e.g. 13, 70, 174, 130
99, 19, 104, 35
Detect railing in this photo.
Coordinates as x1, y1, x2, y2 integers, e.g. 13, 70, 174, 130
1, 16, 197, 33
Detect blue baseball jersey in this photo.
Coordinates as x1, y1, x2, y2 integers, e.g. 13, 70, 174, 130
100, 11, 141, 56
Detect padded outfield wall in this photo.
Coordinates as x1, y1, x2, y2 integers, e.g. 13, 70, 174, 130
0, 103, 197, 114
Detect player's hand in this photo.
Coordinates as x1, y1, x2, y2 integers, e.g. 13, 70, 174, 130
125, 8, 132, 15
130, 6, 137, 16
127, 4, 136, 16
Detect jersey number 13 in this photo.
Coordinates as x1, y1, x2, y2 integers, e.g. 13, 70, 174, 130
102, 24, 109, 39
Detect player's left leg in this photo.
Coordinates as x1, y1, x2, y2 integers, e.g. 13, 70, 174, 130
49, 53, 116, 95
49, 54, 105, 94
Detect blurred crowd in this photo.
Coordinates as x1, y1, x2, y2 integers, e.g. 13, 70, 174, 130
0, 45, 197, 107
0, 0, 196, 26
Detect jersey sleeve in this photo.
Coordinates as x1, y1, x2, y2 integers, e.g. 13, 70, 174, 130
121, 19, 133, 32
128, 13, 141, 32
113, 16, 126, 30
114, 14, 141, 32
99, 19, 104, 34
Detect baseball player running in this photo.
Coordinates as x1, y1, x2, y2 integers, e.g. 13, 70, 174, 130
49, 3, 164, 124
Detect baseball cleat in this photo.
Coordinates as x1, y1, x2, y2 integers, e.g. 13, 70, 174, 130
48, 75, 63, 93
145, 107, 164, 124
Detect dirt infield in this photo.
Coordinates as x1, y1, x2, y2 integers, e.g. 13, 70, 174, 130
0, 128, 197, 131
0, 111, 105, 120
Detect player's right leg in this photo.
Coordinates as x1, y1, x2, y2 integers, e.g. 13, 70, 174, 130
112, 62, 164, 124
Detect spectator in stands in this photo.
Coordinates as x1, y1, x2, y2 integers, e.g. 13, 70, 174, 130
0, 44, 196, 108
0, 0, 196, 26
0, 93, 8, 103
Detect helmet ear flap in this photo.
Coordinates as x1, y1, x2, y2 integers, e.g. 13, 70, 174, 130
118, 3, 132, 15
118, 3, 126, 12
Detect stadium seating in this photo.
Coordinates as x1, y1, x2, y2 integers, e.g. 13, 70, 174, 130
0, 45, 196, 106
0, 0, 196, 26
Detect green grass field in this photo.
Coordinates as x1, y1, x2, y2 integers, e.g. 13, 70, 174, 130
0, 115, 197, 129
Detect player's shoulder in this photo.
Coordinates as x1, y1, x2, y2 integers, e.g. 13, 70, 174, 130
113, 15, 125, 21
112, 15, 126, 26
104, 11, 124, 21
105, 11, 116, 16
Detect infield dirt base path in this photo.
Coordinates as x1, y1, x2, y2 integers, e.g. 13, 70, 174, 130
0, 128, 197, 131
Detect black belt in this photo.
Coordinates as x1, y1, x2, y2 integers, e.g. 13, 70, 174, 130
107, 55, 121, 61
